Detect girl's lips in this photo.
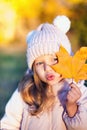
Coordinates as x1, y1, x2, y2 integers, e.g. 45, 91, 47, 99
46, 74, 55, 81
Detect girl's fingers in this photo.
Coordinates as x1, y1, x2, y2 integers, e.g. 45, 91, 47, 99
69, 83, 82, 96
66, 83, 82, 103
67, 89, 80, 100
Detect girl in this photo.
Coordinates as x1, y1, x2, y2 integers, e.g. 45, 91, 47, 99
1, 15, 87, 130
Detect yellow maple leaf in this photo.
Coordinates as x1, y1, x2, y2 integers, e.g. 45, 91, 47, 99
51, 46, 87, 82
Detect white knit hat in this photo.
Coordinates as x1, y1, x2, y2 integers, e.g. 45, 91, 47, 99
26, 15, 72, 69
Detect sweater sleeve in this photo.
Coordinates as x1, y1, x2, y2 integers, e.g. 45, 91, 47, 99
63, 81, 87, 130
1, 89, 24, 130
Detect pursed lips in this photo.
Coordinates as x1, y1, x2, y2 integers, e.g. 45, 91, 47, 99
46, 73, 55, 81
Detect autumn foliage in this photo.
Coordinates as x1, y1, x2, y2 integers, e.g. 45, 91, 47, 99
52, 46, 87, 82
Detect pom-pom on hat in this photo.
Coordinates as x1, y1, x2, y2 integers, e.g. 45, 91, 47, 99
26, 15, 72, 69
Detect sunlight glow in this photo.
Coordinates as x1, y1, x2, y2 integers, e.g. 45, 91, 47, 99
0, 2, 17, 44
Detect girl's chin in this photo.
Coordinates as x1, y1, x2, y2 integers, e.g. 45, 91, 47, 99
48, 80, 62, 86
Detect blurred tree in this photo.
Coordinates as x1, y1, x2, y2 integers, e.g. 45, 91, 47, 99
39, 0, 71, 23
0, 0, 87, 47
0, 2, 17, 44
66, 0, 87, 4
10, 0, 42, 18
0, 0, 43, 45
71, 3, 87, 47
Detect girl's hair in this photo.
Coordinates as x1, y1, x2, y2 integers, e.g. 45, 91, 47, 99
18, 65, 55, 115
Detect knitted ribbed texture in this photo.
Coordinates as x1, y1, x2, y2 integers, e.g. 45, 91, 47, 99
27, 23, 72, 69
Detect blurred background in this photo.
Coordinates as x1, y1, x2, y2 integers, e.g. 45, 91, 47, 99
0, 0, 87, 119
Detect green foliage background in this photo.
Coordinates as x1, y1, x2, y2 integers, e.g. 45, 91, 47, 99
0, 53, 27, 119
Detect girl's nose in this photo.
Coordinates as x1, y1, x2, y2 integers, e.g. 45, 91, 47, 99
44, 62, 52, 71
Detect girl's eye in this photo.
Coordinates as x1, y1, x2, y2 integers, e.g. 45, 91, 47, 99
36, 62, 43, 66
53, 57, 58, 64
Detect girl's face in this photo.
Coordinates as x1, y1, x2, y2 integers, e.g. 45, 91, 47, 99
34, 54, 64, 86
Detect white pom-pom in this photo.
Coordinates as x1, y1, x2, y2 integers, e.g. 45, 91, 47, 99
53, 15, 71, 33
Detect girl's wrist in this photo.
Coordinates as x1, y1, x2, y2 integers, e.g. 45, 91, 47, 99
65, 103, 78, 117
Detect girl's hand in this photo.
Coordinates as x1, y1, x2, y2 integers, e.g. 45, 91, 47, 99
65, 83, 82, 117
